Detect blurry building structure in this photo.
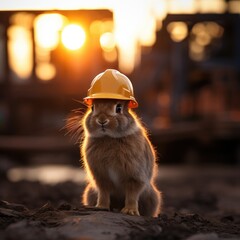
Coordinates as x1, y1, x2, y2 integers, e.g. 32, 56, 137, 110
0, 10, 115, 134
133, 13, 240, 164
0, 10, 117, 164
0, 9, 240, 164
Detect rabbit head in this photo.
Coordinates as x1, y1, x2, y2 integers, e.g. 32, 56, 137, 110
83, 99, 139, 138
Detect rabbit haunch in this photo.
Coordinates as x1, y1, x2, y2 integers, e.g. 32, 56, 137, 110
80, 99, 161, 217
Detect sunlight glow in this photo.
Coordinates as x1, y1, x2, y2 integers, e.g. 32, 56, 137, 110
113, 0, 160, 73
1, 0, 230, 73
61, 24, 86, 50
0, 0, 113, 11
153, 0, 168, 24
139, 15, 156, 47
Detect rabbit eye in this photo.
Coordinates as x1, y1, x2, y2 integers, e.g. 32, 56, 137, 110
91, 105, 94, 112
116, 104, 122, 113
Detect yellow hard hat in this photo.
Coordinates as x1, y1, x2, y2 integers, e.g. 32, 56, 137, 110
84, 69, 138, 108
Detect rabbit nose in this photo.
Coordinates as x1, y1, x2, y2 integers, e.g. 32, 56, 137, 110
96, 119, 109, 126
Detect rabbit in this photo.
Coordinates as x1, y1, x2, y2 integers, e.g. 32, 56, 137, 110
80, 99, 161, 217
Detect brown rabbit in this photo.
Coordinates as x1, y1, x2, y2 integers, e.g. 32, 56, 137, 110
81, 99, 161, 217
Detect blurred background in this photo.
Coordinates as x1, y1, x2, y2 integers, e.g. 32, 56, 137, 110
0, 0, 240, 184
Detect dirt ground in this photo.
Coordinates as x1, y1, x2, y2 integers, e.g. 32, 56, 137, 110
0, 166, 240, 240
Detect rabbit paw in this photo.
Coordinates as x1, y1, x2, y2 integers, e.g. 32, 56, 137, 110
121, 207, 140, 216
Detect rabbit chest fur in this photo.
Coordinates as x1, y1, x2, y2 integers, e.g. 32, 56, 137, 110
84, 133, 153, 192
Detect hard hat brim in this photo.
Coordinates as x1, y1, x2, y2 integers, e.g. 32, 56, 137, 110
83, 93, 138, 108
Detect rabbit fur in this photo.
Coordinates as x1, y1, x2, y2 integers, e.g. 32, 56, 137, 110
81, 99, 161, 217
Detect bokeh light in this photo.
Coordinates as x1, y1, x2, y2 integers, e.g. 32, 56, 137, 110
8, 25, 33, 80
190, 22, 224, 61
167, 22, 188, 42
205, 22, 224, 38
102, 48, 118, 62
35, 63, 56, 81
61, 24, 86, 50
34, 13, 64, 50
100, 32, 115, 52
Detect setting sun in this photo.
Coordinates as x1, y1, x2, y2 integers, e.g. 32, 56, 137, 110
61, 24, 86, 50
